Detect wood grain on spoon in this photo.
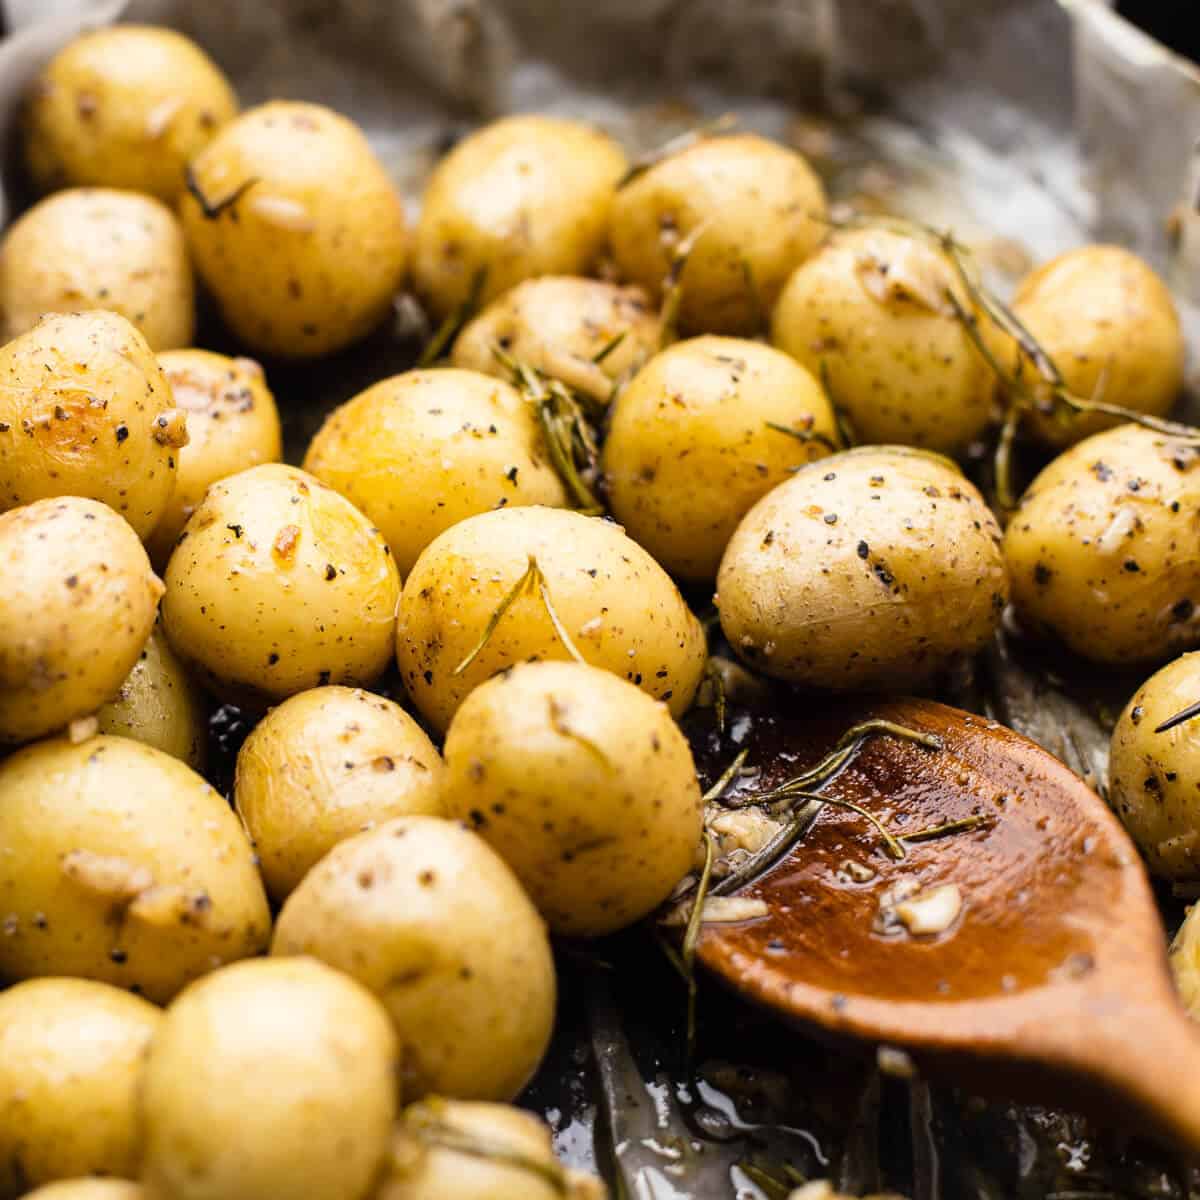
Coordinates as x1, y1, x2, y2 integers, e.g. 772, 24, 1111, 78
694, 697, 1200, 1152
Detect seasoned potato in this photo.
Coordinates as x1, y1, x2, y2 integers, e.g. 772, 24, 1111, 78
604, 336, 837, 580
717, 447, 1007, 689
0, 734, 269, 1002
235, 686, 445, 902
1005, 425, 1200, 664
0, 497, 162, 745
0, 188, 194, 350
1171, 900, 1200, 1020
161, 464, 400, 707
146, 350, 282, 568
273, 816, 555, 1102
180, 101, 407, 358
23, 25, 237, 203
96, 624, 207, 770
0, 311, 183, 537
21, 1183, 145, 1200
0, 979, 161, 1199
443, 661, 702, 935
303, 369, 567, 576
413, 116, 627, 319
771, 228, 993, 455
395, 505, 707, 733
140, 957, 397, 1200
609, 132, 826, 336
450, 276, 660, 402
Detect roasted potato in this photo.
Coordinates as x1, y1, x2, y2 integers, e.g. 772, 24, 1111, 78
23, 25, 237, 203
0, 497, 162, 745
20, 1183, 145, 1200
272, 816, 555, 1102
0, 734, 269, 1002
180, 101, 407, 358
161, 464, 400, 707
1171, 900, 1200, 1020
303, 368, 567, 577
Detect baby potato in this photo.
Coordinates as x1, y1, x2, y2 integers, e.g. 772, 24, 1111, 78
146, 350, 282, 568
1171, 900, 1200, 1020
1005, 425, 1200, 663
0, 311, 182, 537
303, 368, 567, 576
21, 1183, 145, 1200
609, 132, 826, 336
413, 116, 627, 319
140, 957, 397, 1200
1109, 653, 1200, 880
450, 275, 660, 402
0, 979, 161, 1199
96, 624, 208, 770
443, 661, 702, 936
272, 816, 555, 1102
395, 505, 707, 734
0, 188, 195, 351
0, 497, 162, 745
161, 464, 400, 707
0, 734, 269, 1002
235, 686, 445, 902
23, 25, 237, 203
180, 101, 407, 358
771, 228, 993, 455
717, 447, 1007, 690
604, 336, 837, 581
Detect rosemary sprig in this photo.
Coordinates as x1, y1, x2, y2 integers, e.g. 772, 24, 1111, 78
774, 789, 906, 860
703, 657, 728, 735
1155, 699, 1200, 734
900, 814, 993, 844
702, 748, 750, 803
183, 166, 258, 219
590, 329, 627, 365
680, 832, 716, 1059
618, 112, 737, 189
658, 220, 710, 350
765, 420, 841, 454
418, 265, 487, 367
710, 798, 824, 897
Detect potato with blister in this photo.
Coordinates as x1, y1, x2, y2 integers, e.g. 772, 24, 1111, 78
180, 101, 407, 358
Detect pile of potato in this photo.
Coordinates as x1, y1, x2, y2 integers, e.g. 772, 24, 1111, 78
0, 19, 1196, 1200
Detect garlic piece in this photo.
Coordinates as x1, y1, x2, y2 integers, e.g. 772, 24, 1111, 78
893, 883, 963, 936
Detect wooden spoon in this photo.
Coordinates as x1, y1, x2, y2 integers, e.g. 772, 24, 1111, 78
693, 696, 1200, 1152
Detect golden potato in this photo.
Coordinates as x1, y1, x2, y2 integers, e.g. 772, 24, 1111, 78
771, 228, 993, 455
0, 310, 182, 537
96, 624, 207, 770
303, 368, 567, 576
21, 1183, 145, 1200
140, 957, 397, 1200
413, 116, 626, 319
450, 275, 659, 402
0, 497, 162, 745
180, 101, 407, 358
1005, 425, 1200, 664
717, 447, 1007, 689
395, 505, 707, 733
443, 661, 702, 935
272, 816, 555, 1102
235, 686, 445, 902
609, 132, 826, 336
161, 464, 400, 707
145, 350, 282, 568
23, 25, 237, 203
0, 979, 161, 1199
603, 336, 836, 580
1171, 901, 1200, 1020
0, 734, 269, 1003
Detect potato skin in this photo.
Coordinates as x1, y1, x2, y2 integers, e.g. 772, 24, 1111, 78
146, 350, 282, 569
771, 228, 992, 455
1171, 900, 1200, 1020
180, 101, 407, 358
272, 816, 555, 1102
140, 957, 397, 1200
0, 979, 161, 1199
443, 661, 702, 936
0, 497, 162, 745
303, 368, 567, 577
0, 311, 181, 537
717, 448, 1007, 690
603, 336, 837, 581
395, 505, 707, 734
413, 116, 627, 319
235, 686, 445, 902
23, 25, 237, 203
0, 734, 270, 1002
1005, 425, 1200, 664
161, 464, 400, 707
609, 133, 826, 336
20, 1183, 145, 1200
